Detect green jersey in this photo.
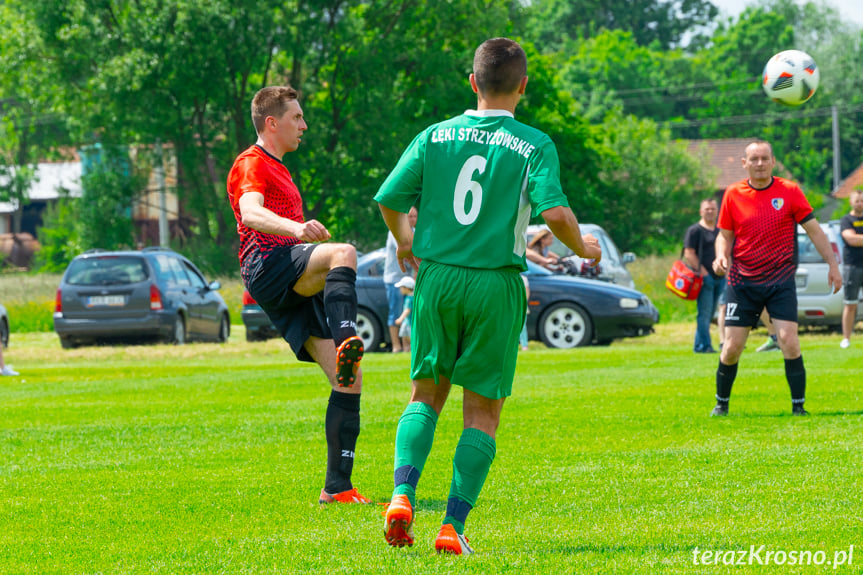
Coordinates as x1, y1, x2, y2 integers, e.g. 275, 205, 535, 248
375, 110, 569, 271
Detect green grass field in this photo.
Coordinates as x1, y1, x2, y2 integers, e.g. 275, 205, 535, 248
1, 326, 860, 574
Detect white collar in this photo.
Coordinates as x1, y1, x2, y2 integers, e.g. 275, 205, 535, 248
464, 109, 514, 118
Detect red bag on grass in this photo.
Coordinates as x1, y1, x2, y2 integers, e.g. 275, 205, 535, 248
665, 260, 703, 300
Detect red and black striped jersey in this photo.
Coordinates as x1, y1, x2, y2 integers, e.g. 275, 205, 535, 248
227, 145, 304, 265
718, 176, 813, 286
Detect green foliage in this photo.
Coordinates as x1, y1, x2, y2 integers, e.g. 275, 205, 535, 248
77, 149, 141, 251
524, 0, 718, 51
594, 112, 716, 253
34, 198, 82, 272
691, 2, 859, 197
5, 0, 861, 269
0, 272, 60, 333
5, 300, 54, 333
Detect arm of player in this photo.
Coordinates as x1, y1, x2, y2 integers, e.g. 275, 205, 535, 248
238, 192, 331, 242
378, 203, 420, 273
841, 228, 863, 247
541, 206, 602, 265
802, 218, 843, 294
712, 229, 733, 277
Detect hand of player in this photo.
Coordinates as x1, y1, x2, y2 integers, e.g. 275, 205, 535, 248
296, 219, 331, 243
827, 265, 843, 294
397, 243, 420, 273
581, 234, 602, 266
713, 256, 728, 277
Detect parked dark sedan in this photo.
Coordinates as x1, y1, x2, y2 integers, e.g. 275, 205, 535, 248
356, 248, 658, 349
54, 248, 230, 348
241, 289, 281, 342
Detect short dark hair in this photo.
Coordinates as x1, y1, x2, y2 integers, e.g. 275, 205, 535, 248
251, 86, 299, 134
744, 140, 774, 158
473, 38, 527, 96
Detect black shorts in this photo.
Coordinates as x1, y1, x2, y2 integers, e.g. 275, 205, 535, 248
843, 264, 863, 304
723, 280, 798, 328
242, 244, 330, 362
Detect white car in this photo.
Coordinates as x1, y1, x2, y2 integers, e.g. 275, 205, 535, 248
796, 221, 863, 328
526, 223, 637, 289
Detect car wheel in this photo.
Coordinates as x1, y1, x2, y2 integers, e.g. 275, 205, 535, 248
168, 315, 186, 345
217, 314, 230, 343
0, 319, 8, 349
538, 302, 593, 348
356, 307, 382, 351
245, 329, 261, 342
59, 336, 78, 349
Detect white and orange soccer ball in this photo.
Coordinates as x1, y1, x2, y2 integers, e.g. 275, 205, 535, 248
762, 50, 820, 106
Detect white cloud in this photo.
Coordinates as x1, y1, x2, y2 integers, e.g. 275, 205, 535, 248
711, 0, 863, 26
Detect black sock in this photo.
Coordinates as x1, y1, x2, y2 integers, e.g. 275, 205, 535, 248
324, 267, 358, 346
716, 360, 738, 404
324, 390, 361, 494
785, 355, 806, 405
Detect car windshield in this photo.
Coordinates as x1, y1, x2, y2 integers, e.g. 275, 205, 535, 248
66, 256, 149, 285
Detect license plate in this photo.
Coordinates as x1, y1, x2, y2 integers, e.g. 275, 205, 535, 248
795, 276, 807, 289
86, 295, 126, 307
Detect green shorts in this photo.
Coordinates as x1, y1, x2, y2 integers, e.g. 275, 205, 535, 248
410, 261, 526, 399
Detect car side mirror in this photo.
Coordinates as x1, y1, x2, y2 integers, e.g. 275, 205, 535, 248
623, 252, 636, 265
208, 280, 221, 291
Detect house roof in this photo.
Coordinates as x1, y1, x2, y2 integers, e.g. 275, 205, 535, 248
831, 163, 863, 198
685, 138, 795, 190
0, 161, 82, 214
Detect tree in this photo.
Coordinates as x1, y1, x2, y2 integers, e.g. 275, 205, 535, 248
525, 0, 718, 52
0, 1, 68, 232
17, 0, 520, 266
690, 1, 860, 197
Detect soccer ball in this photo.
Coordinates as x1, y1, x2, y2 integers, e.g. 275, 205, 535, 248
762, 50, 820, 106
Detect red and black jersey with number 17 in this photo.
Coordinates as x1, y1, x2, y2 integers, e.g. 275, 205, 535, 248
717, 176, 814, 287
226, 145, 305, 267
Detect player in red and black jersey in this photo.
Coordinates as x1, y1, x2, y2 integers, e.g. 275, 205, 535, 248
711, 141, 842, 417
227, 86, 369, 505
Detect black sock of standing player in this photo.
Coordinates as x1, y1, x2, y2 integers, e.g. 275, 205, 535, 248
324, 267, 358, 346
715, 361, 738, 405
324, 390, 361, 494
785, 355, 806, 406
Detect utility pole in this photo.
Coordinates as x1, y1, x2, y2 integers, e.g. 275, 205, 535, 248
832, 105, 841, 192
155, 139, 169, 247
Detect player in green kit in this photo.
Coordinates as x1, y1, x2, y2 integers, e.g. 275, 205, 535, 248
375, 37, 603, 555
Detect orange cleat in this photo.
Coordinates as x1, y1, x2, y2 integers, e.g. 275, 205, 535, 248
336, 336, 364, 387
383, 494, 414, 548
434, 523, 474, 555
318, 487, 370, 505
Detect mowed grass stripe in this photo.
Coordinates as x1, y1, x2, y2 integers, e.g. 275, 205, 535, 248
1, 327, 860, 574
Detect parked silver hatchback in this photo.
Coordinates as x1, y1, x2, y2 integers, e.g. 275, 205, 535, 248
54, 247, 230, 348
795, 221, 863, 328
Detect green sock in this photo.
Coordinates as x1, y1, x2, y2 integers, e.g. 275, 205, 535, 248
393, 401, 438, 508
444, 427, 496, 533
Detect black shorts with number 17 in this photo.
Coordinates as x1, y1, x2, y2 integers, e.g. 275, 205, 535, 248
723, 279, 798, 328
